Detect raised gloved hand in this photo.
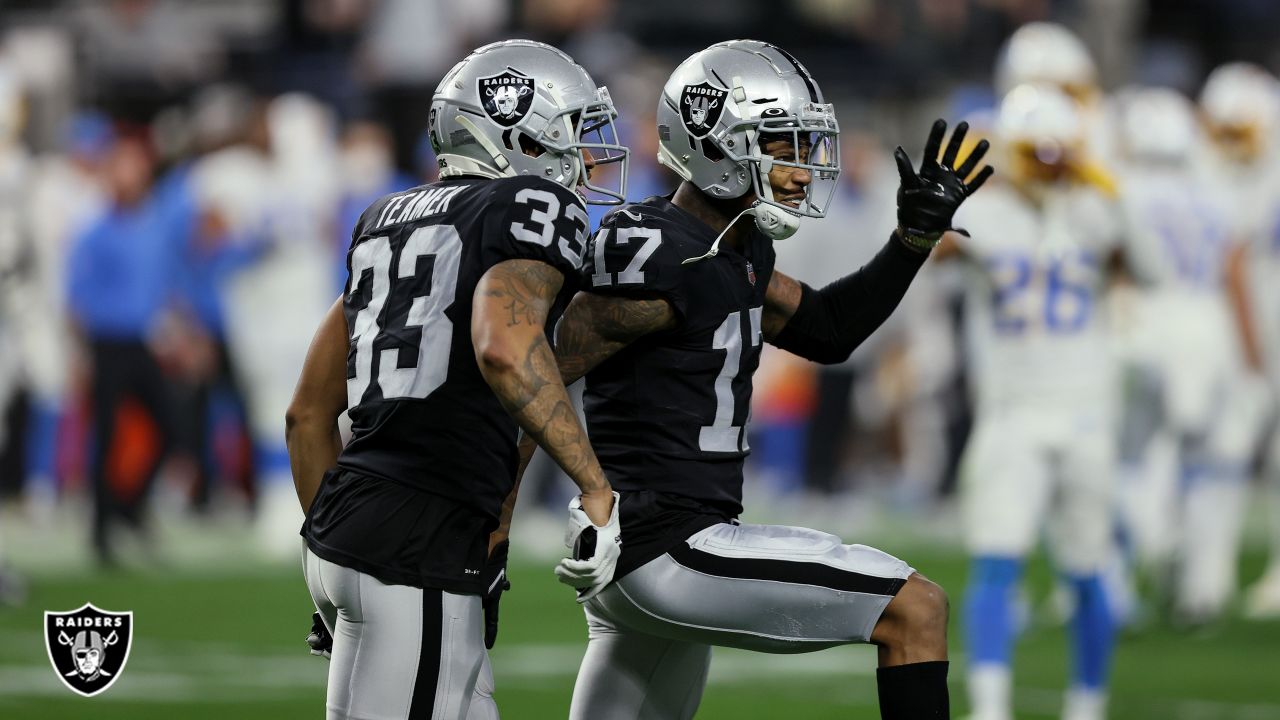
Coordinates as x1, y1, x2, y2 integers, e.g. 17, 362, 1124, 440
482, 540, 511, 649
894, 119, 993, 250
306, 611, 332, 660
553, 491, 621, 603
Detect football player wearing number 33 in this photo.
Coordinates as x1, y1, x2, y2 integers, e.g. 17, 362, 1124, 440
284, 40, 629, 719
514, 40, 993, 719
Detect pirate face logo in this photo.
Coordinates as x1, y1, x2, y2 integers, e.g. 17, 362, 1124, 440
680, 82, 728, 139
45, 603, 133, 697
479, 72, 535, 127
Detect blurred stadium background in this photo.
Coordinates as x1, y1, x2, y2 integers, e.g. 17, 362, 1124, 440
1, 0, 1280, 718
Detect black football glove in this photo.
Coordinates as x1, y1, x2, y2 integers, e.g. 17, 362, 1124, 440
306, 611, 332, 659
482, 540, 512, 650
893, 119, 993, 251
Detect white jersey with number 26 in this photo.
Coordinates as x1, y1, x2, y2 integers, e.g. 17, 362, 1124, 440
953, 184, 1121, 417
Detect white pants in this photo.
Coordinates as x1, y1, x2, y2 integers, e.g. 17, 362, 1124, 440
961, 408, 1116, 573
570, 522, 914, 720
303, 548, 498, 720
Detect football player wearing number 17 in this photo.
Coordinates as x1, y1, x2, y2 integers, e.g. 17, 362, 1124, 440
517, 40, 992, 719
284, 40, 628, 719
935, 84, 1124, 720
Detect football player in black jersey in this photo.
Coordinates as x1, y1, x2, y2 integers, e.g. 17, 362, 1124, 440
284, 40, 630, 719
519, 40, 992, 719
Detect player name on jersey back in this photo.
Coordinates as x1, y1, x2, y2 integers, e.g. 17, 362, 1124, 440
369, 185, 467, 232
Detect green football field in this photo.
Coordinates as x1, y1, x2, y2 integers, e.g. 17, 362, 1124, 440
0, 529, 1277, 720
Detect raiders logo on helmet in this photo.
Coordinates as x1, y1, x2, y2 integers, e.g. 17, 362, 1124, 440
680, 82, 728, 139
44, 603, 134, 697
478, 71, 535, 127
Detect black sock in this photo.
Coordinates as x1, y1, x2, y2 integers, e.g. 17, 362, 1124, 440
877, 660, 950, 719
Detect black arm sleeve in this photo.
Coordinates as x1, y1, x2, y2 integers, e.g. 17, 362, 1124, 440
771, 233, 929, 364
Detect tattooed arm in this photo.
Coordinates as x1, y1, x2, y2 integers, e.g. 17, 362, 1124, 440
286, 297, 349, 513
490, 430, 535, 555
509, 289, 677, 490
557, 290, 677, 384
473, 259, 615, 524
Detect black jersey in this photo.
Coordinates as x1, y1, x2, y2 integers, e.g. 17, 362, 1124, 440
304, 175, 589, 592
579, 195, 776, 574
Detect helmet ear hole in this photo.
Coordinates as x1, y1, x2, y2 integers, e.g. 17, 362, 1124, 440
700, 137, 724, 162
516, 132, 547, 158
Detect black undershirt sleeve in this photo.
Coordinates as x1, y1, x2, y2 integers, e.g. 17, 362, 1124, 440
771, 233, 929, 364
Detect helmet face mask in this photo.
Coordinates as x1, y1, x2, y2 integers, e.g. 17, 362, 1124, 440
997, 83, 1085, 188
1208, 121, 1263, 163
528, 86, 629, 204
658, 40, 841, 229
1009, 139, 1078, 184
430, 40, 629, 205
734, 104, 840, 218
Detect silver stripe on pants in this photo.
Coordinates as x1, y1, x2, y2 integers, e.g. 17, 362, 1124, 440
303, 547, 498, 719
570, 522, 914, 720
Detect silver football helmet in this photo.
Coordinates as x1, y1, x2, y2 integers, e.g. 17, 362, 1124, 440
429, 39, 628, 204
995, 22, 1097, 101
1117, 87, 1199, 164
1200, 62, 1280, 164
657, 40, 840, 238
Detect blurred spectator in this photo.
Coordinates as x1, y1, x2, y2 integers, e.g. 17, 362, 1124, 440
332, 120, 415, 291
358, 0, 505, 173
21, 112, 112, 510
66, 131, 180, 566
270, 0, 371, 121
75, 0, 226, 121
0, 63, 31, 498
215, 94, 338, 557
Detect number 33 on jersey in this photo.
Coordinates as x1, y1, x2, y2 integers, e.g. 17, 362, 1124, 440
338, 175, 588, 507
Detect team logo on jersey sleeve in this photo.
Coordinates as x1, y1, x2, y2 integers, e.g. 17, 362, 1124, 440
680, 82, 728, 138
44, 603, 133, 697
479, 72, 535, 127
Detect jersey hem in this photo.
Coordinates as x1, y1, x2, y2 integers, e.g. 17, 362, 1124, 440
302, 537, 483, 595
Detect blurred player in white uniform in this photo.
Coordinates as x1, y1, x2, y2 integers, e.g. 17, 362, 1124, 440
1199, 63, 1280, 619
217, 95, 337, 558
1112, 87, 1260, 625
993, 15, 1138, 630
943, 84, 1122, 720
0, 62, 30, 602
0, 65, 30, 457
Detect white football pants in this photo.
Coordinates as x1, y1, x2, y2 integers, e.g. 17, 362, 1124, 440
570, 522, 914, 720
303, 547, 498, 719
